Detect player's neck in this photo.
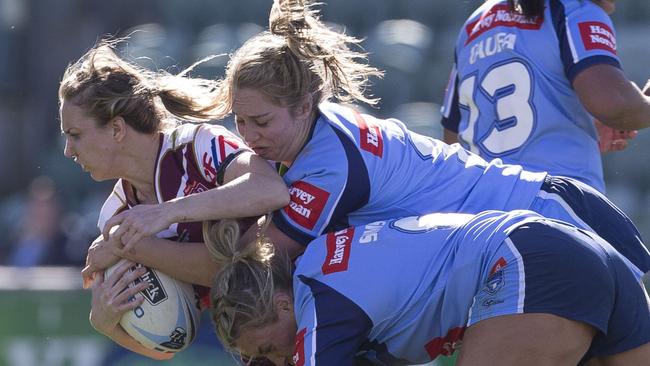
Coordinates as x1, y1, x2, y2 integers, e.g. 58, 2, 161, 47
283, 112, 316, 167
119, 132, 161, 204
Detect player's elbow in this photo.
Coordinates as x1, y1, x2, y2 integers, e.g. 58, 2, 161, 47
575, 66, 650, 130
588, 94, 650, 130
264, 178, 291, 209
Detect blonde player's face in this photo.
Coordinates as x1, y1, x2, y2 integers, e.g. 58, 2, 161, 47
233, 88, 313, 165
60, 100, 117, 181
235, 300, 297, 366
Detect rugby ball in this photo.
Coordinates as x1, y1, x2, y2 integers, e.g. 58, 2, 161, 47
105, 259, 201, 353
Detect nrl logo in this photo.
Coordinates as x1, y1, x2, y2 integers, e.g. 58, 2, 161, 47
161, 327, 188, 350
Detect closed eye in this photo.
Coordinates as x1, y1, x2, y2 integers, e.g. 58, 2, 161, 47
258, 344, 273, 355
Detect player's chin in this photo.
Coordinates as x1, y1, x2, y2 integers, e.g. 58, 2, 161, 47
255, 148, 280, 161
88, 170, 108, 182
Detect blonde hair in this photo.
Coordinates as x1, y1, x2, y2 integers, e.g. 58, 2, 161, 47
59, 37, 222, 133
209, 0, 383, 119
203, 217, 293, 354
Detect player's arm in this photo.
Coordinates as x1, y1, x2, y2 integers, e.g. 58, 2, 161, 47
573, 64, 650, 130
82, 234, 218, 288
443, 128, 459, 144
104, 151, 289, 250
167, 151, 289, 224
102, 324, 173, 360
89, 261, 174, 360
116, 237, 218, 287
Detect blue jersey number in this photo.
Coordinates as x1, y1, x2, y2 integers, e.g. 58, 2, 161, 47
458, 60, 536, 156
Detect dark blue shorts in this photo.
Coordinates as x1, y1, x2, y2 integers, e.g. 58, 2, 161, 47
530, 175, 650, 273
469, 220, 650, 362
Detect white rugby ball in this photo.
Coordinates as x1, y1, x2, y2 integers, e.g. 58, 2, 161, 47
105, 259, 201, 353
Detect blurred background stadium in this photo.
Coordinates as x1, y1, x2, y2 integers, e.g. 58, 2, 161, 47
0, 0, 648, 365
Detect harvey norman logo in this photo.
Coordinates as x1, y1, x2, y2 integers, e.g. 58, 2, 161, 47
425, 327, 465, 359
578, 21, 616, 54
322, 227, 355, 274
285, 181, 330, 230
292, 328, 307, 366
353, 110, 383, 158
465, 4, 542, 44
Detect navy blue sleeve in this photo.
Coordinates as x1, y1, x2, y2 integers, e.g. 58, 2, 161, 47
273, 124, 370, 246
549, 0, 621, 83
440, 62, 461, 133
293, 276, 373, 366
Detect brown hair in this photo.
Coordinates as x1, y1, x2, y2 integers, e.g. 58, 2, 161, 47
59, 38, 222, 133
209, 0, 383, 119
203, 217, 293, 353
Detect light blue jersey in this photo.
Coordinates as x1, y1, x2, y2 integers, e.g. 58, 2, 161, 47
291, 211, 650, 365
273, 103, 650, 273
441, 0, 621, 192
274, 102, 545, 245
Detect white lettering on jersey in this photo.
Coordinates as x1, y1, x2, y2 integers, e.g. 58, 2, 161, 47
470, 33, 517, 64
359, 221, 387, 243
366, 128, 380, 147
289, 201, 312, 219
329, 231, 350, 265
589, 34, 615, 50
289, 186, 316, 205
589, 24, 613, 39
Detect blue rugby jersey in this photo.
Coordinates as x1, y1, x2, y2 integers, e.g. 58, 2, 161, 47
290, 210, 649, 365
273, 102, 546, 245
291, 211, 525, 365
441, 0, 621, 192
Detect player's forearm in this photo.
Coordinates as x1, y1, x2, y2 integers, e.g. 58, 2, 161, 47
596, 81, 650, 130
443, 128, 459, 144
165, 172, 289, 223
106, 324, 174, 360
575, 65, 650, 130
120, 238, 219, 287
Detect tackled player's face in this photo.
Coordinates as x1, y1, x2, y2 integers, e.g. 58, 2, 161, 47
60, 100, 117, 181
235, 292, 297, 366
233, 88, 313, 165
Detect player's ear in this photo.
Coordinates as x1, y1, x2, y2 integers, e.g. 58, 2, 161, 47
109, 116, 127, 142
295, 94, 313, 121
273, 291, 293, 314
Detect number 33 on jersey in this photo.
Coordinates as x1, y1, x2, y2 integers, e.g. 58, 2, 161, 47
441, 0, 621, 192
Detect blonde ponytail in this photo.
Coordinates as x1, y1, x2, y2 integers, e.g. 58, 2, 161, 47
203, 216, 293, 353
208, 0, 383, 122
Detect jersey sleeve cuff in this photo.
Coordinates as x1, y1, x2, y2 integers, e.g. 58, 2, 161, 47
568, 55, 621, 83
216, 150, 247, 186
272, 211, 316, 247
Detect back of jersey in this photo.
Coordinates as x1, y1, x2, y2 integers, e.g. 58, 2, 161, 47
441, 0, 620, 192
293, 210, 543, 364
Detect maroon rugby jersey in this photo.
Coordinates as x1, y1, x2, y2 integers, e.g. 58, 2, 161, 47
98, 123, 250, 308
